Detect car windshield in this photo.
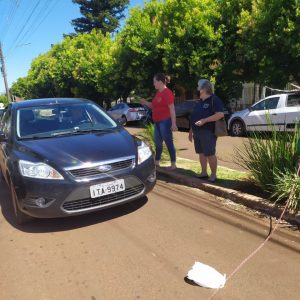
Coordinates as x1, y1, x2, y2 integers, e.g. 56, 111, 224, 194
17, 103, 117, 139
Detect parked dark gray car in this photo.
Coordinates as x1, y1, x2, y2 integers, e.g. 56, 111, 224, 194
175, 99, 232, 130
0, 98, 156, 224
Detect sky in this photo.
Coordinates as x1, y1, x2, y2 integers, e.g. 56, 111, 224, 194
0, 0, 143, 95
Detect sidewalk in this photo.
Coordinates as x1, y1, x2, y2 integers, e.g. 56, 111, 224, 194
126, 126, 300, 227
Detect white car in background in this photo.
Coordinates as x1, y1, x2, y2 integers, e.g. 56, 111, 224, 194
228, 92, 300, 136
107, 103, 147, 125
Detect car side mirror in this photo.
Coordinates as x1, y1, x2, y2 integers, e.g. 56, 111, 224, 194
0, 131, 7, 142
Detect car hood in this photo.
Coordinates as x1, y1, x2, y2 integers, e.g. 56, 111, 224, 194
230, 108, 249, 118
16, 128, 137, 169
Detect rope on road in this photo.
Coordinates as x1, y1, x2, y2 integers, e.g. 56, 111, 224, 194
208, 180, 296, 300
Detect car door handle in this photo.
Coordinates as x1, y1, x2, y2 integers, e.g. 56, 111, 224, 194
271, 113, 277, 115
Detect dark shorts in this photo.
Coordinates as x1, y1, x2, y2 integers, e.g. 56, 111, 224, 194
193, 129, 217, 156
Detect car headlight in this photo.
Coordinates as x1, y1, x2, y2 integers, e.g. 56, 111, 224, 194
19, 160, 64, 180
138, 141, 152, 164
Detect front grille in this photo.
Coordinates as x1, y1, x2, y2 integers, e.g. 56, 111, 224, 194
62, 184, 144, 212
68, 158, 134, 178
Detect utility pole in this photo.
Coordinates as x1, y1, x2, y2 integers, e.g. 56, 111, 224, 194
0, 42, 11, 102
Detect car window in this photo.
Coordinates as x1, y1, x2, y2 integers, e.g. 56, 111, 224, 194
265, 97, 279, 110
252, 97, 279, 111
1, 107, 11, 137
127, 103, 143, 108
252, 100, 266, 111
287, 95, 300, 107
17, 103, 117, 138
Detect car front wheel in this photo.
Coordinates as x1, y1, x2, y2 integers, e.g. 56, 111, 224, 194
120, 115, 127, 125
230, 120, 245, 137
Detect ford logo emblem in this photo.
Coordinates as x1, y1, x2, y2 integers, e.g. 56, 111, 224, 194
98, 165, 112, 172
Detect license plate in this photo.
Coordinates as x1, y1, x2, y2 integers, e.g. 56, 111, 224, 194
90, 179, 125, 198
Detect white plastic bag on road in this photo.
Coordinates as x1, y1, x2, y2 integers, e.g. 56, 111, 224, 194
187, 262, 226, 289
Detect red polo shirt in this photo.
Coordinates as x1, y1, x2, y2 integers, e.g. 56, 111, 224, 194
151, 88, 174, 122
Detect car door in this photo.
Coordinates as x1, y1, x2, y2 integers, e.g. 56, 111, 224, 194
108, 104, 120, 120
264, 97, 284, 131
116, 103, 126, 120
284, 94, 300, 131
245, 96, 280, 132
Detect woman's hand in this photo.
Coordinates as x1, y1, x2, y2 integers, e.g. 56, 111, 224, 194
140, 98, 152, 109
140, 98, 147, 105
188, 130, 193, 142
171, 123, 178, 132
195, 118, 207, 127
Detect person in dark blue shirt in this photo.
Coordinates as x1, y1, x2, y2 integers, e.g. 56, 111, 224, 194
189, 79, 224, 182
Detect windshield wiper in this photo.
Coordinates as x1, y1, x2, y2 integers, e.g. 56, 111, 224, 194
20, 135, 53, 140
51, 130, 80, 137
76, 127, 113, 132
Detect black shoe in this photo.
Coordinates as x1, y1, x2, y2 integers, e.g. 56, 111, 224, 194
197, 174, 208, 179
207, 177, 217, 183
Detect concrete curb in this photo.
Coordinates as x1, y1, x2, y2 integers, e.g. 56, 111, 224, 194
157, 168, 300, 227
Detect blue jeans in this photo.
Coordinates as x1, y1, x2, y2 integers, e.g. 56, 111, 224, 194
154, 118, 176, 162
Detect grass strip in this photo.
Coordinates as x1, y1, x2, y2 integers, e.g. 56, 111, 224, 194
160, 157, 250, 190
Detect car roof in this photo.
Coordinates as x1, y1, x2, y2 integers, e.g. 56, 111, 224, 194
265, 92, 300, 98
10, 98, 92, 109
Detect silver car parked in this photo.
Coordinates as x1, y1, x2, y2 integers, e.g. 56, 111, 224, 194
107, 103, 147, 125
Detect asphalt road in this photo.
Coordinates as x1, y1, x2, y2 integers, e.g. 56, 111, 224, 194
1, 176, 300, 300
126, 125, 247, 171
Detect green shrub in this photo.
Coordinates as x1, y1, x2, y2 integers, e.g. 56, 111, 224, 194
236, 126, 299, 194
0, 95, 8, 105
272, 171, 300, 213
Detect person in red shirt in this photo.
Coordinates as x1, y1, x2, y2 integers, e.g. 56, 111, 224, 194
140, 73, 177, 170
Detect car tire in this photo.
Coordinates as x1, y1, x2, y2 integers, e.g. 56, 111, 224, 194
10, 180, 31, 225
230, 120, 245, 137
120, 115, 127, 125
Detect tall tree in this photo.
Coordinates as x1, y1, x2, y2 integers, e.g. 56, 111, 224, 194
213, 0, 252, 102
115, 0, 222, 99
11, 30, 116, 105
238, 0, 300, 87
72, 0, 129, 34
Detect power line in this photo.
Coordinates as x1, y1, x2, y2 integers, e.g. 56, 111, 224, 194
6, 0, 42, 54
14, 0, 59, 50
0, 0, 20, 40
5, 0, 60, 57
